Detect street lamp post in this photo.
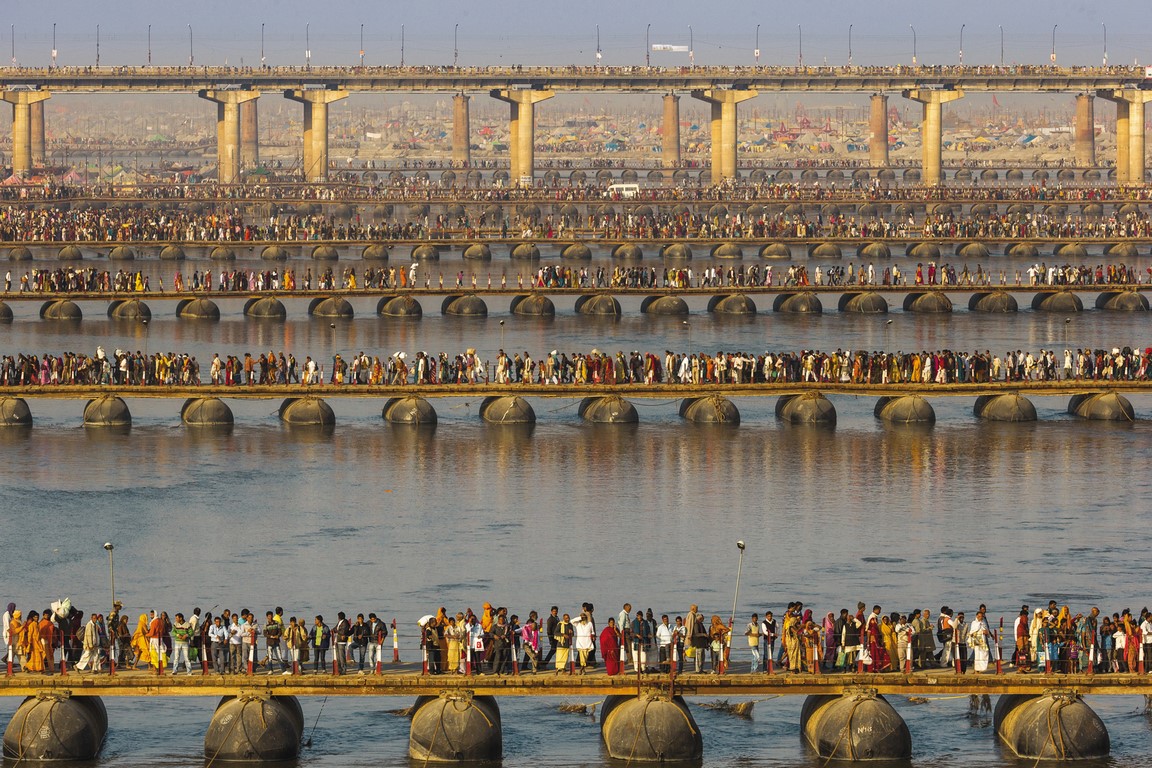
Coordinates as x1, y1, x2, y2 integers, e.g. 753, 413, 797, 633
797, 24, 803, 68
910, 25, 917, 66
728, 541, 746, 674
1051, 24, 1057, 66
596, 25, 601, 66
305, 24, 311, 69
646, 24, 650, 67
999, 25, 1004, 67
755, 24, 760, 66
959, 24, 965, 66
1102, 23, 1107, 67
400, 25, 404, 67
848, 25, 853, 67
103, 543, 115, 619
453, 23, 458, 68
688, 25, 694, 68
683, 320, 691, 361
360, 24, 365, 67
188, 25, 193, 68
147, 24, 151, 67
96, 25, 100, 68
52, 23, 56, 68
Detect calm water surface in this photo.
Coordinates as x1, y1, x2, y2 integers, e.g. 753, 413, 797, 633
1, 255, 1151, 766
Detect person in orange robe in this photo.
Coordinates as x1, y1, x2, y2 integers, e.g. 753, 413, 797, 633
22, 611, 47, 673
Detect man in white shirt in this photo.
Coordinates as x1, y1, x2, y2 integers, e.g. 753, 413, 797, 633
656, 615, 674, 672
616, 604, 632, 667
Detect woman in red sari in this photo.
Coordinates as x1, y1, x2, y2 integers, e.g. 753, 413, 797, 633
600, 618, 621, 676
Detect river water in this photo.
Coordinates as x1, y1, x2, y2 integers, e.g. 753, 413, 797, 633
2, 251, 1152, 767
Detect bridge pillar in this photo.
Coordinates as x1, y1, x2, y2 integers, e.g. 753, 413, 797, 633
453, 93, 471, 167
1074, 94, 1095, 168
30, 99, 45, 167
903, 89, 963, 186
691, 88, 757, 180
1099, 89, 1152, 185
284, 89, 349, 182
869, 94, 890, 168
2, 693, 107, 761
2, 90, 51, 177
240, 98, 259, 169
491, 89, 554, 185
199, 89, 260, 184
662, 93, 681, 169
601, 693, 702, 761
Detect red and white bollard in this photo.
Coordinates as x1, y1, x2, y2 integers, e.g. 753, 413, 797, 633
995, 619, 1003, 675
392, 619, 400, 663
421, 644, 428, 676
247, 643, 254, 676
512, 651, 520, 676
465, 644, 472, 677
1087, 644, 1095, 676
904, 629, 914, 674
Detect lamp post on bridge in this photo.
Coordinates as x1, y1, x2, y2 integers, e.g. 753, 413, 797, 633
999, 25, 1004, 67
596, 25, 601, 67
261, 23, 265, 68
959, 24, 965, 67
1050, 24, 1057, 66
188, 24, 193, 68
688, 25, 693, 68
645, 24, 650, 67
96, 25, 100, 68
847, 25, 852, 68
51, 23, 56, 68
1102, 22, 1107, 67
797, 24, 803, 68
305, 23, 311, 70
909, 25, 917, 66
400, 24, 404, 67
147, 24, 151, 67
755, 24, 760, 66
360, 24, 365, 67
453, 23, 458, 68
103, 543, 116, 621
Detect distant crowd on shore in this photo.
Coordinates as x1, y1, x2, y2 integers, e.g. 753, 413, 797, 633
4, 598, 1149, 677
2, 344, 1149, 388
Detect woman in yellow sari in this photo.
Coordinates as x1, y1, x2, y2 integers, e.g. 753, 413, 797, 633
881, 615, 899, 673
21, 611, 46, 673
132, 614, 150, 668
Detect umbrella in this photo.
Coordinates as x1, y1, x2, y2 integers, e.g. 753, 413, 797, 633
417, 615, 434, 627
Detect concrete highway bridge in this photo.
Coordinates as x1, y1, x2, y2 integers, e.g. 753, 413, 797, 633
1, 64, 1150, 185
0, 665, 1141, 762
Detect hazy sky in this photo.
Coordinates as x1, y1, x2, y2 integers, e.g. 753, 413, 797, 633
1, 0, 1146, 69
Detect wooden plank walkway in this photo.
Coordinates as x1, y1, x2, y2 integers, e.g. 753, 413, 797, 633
2, 284, 1147, 302
1, 666, 1149, 697
2, 382, 1148, 400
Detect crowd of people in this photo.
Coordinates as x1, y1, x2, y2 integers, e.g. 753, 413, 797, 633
3, 598, 1147, 677
4, 259, 1149, 298
5, 189, 1152, 245
2, 344, 1149, 388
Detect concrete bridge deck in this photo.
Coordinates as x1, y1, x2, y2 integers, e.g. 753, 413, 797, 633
1, 667, 1148, 698
1, 65, 1147, 94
